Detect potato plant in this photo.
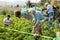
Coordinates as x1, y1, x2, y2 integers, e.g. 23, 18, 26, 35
0, 15, 59, 40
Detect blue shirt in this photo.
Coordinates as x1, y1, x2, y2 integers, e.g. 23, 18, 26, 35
33, 12, 45, 20
47, 5, 54, 13
32, 11, 45, 26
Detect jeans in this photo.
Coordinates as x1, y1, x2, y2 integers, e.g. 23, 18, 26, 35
46, 11, 49, 16
48, 12, 54, 26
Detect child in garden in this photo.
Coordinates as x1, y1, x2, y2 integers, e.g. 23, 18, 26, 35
3, 15, 13, 26
29, 8, 45, 40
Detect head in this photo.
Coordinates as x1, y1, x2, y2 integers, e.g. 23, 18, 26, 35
14, 10, 21, 18
45, 2, 49, 7
7, 15, 10, 20
29, 8, 35, 14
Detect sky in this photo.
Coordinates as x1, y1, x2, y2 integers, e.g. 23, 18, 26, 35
0, 0, 41, 6
0, 0, 41, 3
0, 0, 26, 2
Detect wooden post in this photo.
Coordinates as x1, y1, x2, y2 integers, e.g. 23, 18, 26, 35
56, 32, 60, 38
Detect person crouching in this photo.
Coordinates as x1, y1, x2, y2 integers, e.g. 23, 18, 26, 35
3, 15, 13, 26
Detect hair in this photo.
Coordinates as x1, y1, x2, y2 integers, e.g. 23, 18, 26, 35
7, 15, 10, 17
29, 8, 35, 12
45, 2, 49, 6
14, 10, 21, 18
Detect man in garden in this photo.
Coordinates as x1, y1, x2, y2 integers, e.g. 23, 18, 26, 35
29, 8, 45, 40
3, 15, 13, 26
45, 2, 54, 26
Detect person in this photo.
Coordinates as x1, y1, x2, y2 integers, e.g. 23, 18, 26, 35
29, 8, 45, 40
3, 15, 13, 26
53, 6, 60, 20
53, 6, 60, 29
45, 2, 54, 26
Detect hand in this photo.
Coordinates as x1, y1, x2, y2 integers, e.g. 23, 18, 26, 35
33, 20, 35, 22
10, 21, 14, 24
33, 26, 37, 28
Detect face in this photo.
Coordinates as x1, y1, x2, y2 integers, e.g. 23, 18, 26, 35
7, 17, 10, 20
30, 10, 35, 14
46, 4, 48, 7
45, 3, 48, 7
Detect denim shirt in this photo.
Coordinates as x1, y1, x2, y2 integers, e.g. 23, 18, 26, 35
32, 11, 45, 26
33, 12, 45, 20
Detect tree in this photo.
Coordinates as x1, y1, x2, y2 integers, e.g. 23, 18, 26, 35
26, 1, 32, 8
40, 0, 49, 5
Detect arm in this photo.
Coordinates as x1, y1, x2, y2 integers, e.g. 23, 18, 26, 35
3, 19, 6, 24
32, 15, 36, 22
11, 20, 13, 24
46, 6, 50, 12
34, 20, 40, 27
10, 18, 14, 24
